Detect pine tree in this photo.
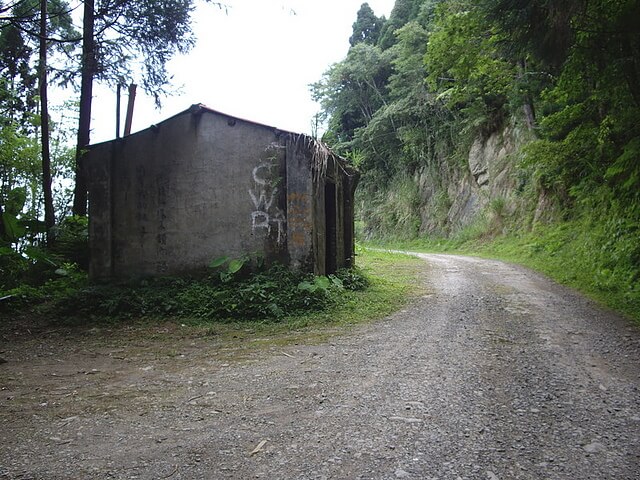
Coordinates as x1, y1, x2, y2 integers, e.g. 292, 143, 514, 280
349, 3, 385, 47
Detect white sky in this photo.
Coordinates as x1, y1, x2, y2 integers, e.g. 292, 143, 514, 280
88, 0, 396, 144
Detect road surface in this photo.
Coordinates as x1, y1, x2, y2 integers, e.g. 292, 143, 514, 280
1, 253, 639, 479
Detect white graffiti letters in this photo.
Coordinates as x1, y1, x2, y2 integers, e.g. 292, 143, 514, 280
250, 160, 286, 245
252, 163, 272, 186
251, 211, 270, 230
249, 187, 276, 211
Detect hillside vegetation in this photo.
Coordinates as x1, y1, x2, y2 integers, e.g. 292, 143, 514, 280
313, 0, 640, 320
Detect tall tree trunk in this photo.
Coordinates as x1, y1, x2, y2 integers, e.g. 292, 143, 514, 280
0, 202, 6, 243
72, 0, 95, 216
522, 102, 536, 130
518, 59, 537, 130
39, 0, 55, 244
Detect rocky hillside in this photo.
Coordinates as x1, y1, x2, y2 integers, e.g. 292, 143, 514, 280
313, 0, 639, 242
418, 120, 529, 235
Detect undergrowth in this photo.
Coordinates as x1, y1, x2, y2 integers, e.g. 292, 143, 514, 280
4, 264, 360, 322
2, 248, 424, 329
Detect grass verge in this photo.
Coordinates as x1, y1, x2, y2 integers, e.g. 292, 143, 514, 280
368, 220, 640, 324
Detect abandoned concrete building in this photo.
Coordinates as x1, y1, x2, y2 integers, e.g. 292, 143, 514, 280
85, 104, 359, 279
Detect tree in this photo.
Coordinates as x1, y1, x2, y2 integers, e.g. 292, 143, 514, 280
425, 1, 516, 133
0, 6, 37, 125
470, 0, 640, 199
312, 43, 392, 151
39, 0, 54, 242
0, 119, 40, 245
349, 3, 384, 47
314, 1, 443, 176
377, 0, 424, 50
72, 0, 211, 216
528, 0, 640, 198
1, 0, 76, 244
477, 0, 582, 71
71, 0, 95, 217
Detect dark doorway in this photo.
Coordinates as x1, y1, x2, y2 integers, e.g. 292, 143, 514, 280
343, 185, 354, 268
325, 182, 337, 274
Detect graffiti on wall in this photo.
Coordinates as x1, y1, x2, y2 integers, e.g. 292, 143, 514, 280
250, 159, 286, 245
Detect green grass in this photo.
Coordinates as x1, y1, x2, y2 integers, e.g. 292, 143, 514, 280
292, 246, 426, 324
182, 246, 426, 338
1, 248, 426, 349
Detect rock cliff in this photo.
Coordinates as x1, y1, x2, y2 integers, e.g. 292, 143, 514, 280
415, 120, 537, 236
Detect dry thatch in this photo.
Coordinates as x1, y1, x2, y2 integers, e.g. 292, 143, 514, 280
289, 133, 358, 187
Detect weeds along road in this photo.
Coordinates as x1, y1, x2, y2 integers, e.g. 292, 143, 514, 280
2, 253, 640, 479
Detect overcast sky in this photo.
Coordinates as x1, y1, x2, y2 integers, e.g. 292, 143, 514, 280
88, 0, 395, 144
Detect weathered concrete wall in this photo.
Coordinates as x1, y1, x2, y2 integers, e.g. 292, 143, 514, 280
86, 107, 358, 280
88, 110, 287, 278
285, 138, 314, 271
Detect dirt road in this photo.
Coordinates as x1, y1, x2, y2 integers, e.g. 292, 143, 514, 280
1, 253, 639, 479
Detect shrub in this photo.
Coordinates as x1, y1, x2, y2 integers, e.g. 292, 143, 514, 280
19, 263, 370, 323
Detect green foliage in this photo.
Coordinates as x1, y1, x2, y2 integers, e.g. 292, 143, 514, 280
209, 256, 229, 268
519, 0, 640, 213
1, 1, 81, 275
208, 253, 269, 283
312, 42, 392, 151
476, 0, 578, 70
378, 0, 427, 50
209, 254, 249, 282
0, 246, 28, 291
315, 0, 639, 251
358, 174, 422, 239
0, 214, 88, 291
2, 249, 423, 348
0, 122, 41, 228
2, 260, 87, 306
350, 2, 385, 47
425, 1, 515, 132
371, 20, 452, 173
605, 137, 640, 193
227, 259, 245, 274
9, 263, 370, 323
297, 275, 333, 294
49, 215, 89, 268
335, 266, 370, 291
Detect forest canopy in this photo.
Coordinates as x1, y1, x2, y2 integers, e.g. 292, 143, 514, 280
313, 0, 640, 231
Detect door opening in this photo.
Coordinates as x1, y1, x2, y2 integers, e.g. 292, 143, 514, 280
324, 182, 337, 274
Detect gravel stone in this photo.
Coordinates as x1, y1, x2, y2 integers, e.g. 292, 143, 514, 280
1, 253, 639, 479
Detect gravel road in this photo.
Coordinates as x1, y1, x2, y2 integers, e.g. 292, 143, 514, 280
1, 253, 639, 479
